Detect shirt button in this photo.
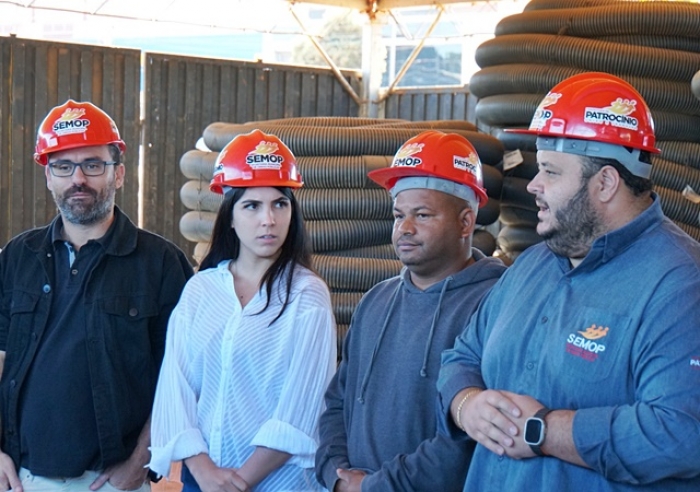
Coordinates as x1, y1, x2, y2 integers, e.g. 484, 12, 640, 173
541, 316, 548, 323
71, 269, 78, 276
42, 284, 51, 293
526, 362, 535, 370
31, 332, 37, 341
9, 380, 16, 388
129, 308, 138, 317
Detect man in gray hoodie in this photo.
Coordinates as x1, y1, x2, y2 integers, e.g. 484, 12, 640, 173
315, 130, 507, 492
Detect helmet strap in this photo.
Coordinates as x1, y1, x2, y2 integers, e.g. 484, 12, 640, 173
536, 137, 651, 179
391, 176, 479, 211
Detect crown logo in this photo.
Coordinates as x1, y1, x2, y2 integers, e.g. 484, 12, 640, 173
607, 98, 637, 116
538, 92, 562, 109
396, 143, 424, 159
578, 324, 609, 340
59, 108, 86, 121
251, 140, 279, 155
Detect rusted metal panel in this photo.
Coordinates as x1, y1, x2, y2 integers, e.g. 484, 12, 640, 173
142, 53, 361, 256
0, 37, 140, 248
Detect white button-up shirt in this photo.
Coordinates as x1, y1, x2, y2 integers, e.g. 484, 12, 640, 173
150, 261, 336, 491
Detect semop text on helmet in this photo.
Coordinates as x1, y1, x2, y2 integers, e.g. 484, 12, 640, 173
210, 129, 303, 195
34, 99, 126, 165
367, 130, 488, 212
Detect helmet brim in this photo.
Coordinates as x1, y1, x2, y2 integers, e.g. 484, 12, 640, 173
368, 166, 488, 206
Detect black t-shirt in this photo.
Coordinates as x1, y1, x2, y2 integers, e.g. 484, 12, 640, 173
19, 239, 103, 477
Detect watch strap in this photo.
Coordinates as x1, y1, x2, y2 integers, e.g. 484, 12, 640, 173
528, 407, 552, 456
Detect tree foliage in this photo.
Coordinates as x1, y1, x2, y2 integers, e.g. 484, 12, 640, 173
292, 14, 363, 69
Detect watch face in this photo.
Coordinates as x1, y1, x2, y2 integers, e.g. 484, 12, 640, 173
524, 418, 545, 445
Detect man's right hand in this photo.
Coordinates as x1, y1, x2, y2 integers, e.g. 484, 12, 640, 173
0, 452, 21, 492
455, 388, 522, 456
184, 454, 249, 492
334, 468, 365, 492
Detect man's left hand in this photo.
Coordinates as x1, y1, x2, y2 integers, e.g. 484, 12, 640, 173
89, 455, 148, 491
335, 468, 366, 492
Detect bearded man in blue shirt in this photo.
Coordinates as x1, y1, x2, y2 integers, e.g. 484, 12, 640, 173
439, 72, 700, 491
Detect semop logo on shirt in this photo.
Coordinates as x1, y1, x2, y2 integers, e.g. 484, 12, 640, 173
565, 324, 609, 362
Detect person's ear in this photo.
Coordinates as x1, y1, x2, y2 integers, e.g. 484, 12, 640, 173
459, 206, 476, 238
595, 165, 621, 203
114, 163, 126, 189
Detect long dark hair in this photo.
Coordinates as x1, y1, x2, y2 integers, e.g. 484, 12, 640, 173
199, 186, 312, 324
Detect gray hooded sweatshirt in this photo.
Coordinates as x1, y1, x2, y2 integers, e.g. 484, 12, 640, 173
315, 249, 506, 491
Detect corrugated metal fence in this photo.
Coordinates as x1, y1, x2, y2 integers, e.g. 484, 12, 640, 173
142, 53, 362, 255
1, 36, 473, 255
384, 86, 475, 122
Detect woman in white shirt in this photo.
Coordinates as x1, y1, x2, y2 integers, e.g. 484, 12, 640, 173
149, 130, 337, 492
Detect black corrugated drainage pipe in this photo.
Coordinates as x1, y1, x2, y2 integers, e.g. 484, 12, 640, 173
470, 64, 700, 117
497, 3, 700, 38
203, 123, 504, 164
475, 34, 700, 83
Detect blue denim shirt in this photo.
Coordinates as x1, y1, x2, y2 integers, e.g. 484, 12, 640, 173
439, 196, 700, 491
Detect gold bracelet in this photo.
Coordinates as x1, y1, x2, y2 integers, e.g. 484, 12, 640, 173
455, 387, 483, 432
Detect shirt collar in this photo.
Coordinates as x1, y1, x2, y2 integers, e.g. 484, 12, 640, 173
571, 192, 663, 270
41, 206, 136, 256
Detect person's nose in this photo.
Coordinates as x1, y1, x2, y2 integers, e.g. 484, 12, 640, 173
396, 216, 415, 235
261, 206, 276, 227
526, 173, 542, 196
70, 164, 88, 185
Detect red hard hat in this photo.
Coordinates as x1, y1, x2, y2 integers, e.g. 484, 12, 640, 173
367, 130, 488, 207
512, 72, 659, 153
210, 130, 303, 194
34, 99, 126, 165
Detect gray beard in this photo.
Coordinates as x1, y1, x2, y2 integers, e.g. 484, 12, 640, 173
53, 180, 116, 226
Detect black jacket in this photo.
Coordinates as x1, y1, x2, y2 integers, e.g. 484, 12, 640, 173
0, 207, 194, 471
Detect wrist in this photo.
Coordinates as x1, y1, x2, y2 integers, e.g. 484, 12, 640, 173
524, 407, 552, 456
454, 387, 483, 432
184, 453, 213, 478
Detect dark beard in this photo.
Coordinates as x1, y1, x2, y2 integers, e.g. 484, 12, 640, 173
53, 181, 115, 225
541, 180, 604, 259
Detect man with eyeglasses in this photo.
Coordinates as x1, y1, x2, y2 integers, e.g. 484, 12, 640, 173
0, 100, 194, 492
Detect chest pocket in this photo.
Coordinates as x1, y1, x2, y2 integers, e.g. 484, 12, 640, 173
9, 290, 40, 316
101, 295, 159, 322
546, 307, 634, 404
99, 295, 160, 364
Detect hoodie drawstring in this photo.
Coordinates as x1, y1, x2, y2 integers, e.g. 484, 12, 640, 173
357, 275, 454, 404
357, 281, 402, 404
420, 276, 452, 378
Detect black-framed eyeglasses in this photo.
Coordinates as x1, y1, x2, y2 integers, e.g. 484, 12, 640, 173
48, 160, 117, 177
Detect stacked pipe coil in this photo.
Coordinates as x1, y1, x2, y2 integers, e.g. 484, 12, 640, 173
471, 0, 700, 259
179, 117, 505, 355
